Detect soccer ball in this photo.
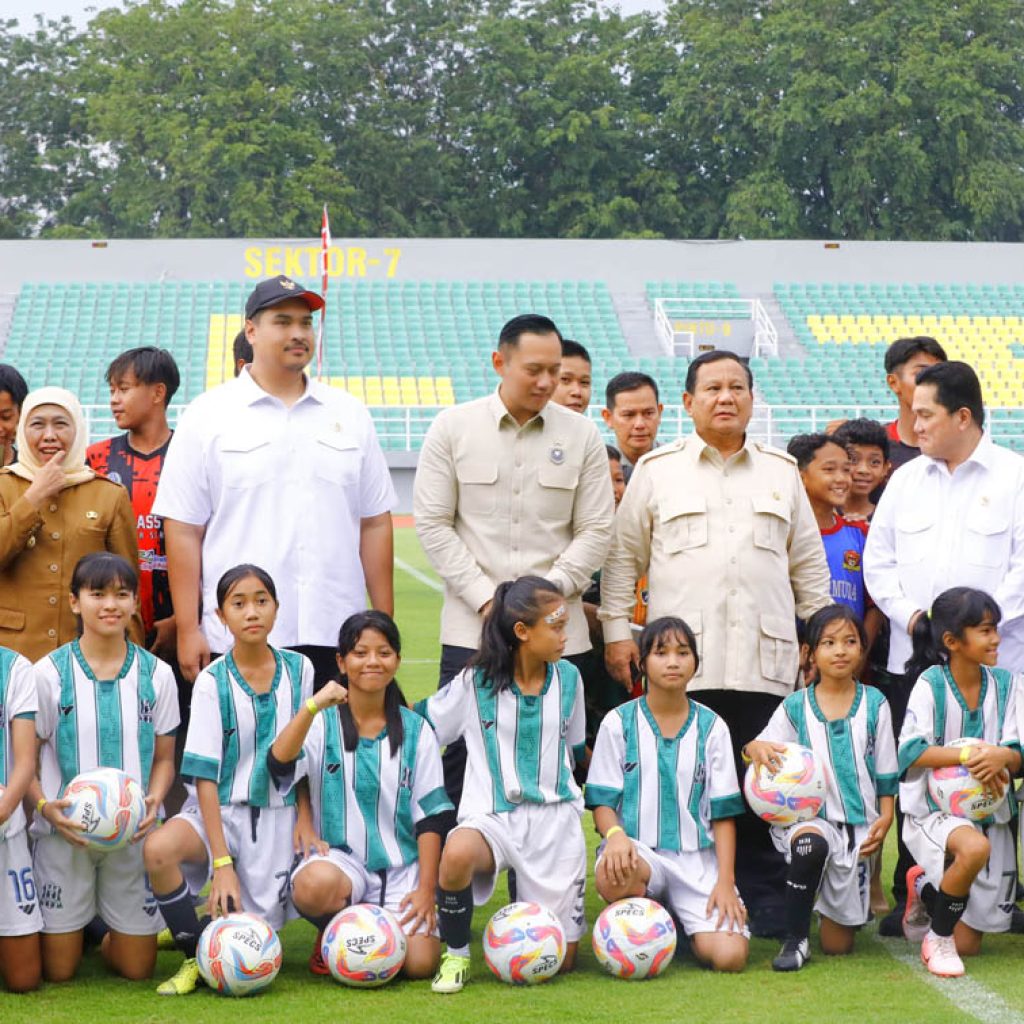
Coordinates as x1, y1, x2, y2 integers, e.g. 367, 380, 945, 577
743, 742, 827, 826
927, 738, 1008, 821
592, 898, 676, 980
321, 904, 407, 987
483, 901, 566, 985
197, 913, 282, 996
61, 767, 146, 850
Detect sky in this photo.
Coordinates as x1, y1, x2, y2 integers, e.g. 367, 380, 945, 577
6, 0, 664, 29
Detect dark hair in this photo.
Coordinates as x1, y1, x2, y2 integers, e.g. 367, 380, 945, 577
336, 611, 407, 758
905, 587, 1002, 680
832, 418, 890, 461
786, 432, 848, 471
470, 576, 564, 692
605, 371, 659, 409
638, 616, 700, 683
233, 330, 253, 376
0, 364, 28, 408
560, 339, 591, 364
498, 313, 562, 349
684, 350, 754, 395
884, 336, 948, 375
215, 563, 278, 609
804, 604, 867, 656
915, 360, 985, 429
105, 347, 180, 406
71, 552, 138, 597
605, 444, 622, 462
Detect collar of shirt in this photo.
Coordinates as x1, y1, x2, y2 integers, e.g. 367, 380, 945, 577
486, 387, 545, 431
921, 432, 993, 479
686, 431, 756, 469
236, 366, 323, 409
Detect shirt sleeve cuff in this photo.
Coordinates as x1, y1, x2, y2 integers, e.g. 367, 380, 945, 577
180, 753, 220, 782
547, 567, 574, 599
710, 793, 746, 819
601, 618, 634, 644
898, 737, 930, 776
875, 773, 899, 797
462, 578, 495, 616
583, 784, 622, 809
889, 599, 924, 640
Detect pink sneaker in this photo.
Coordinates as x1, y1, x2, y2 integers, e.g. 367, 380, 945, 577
921, 931, 964, 978
902, 865, 931, 943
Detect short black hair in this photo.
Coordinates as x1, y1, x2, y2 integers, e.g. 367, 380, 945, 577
71, 552, 138, 597
605, 444, 622, 462
560, 338, 591, 364
805, 604, 867, 655
605, 371, 659, 409
498, 313, 562, 348
233, 330, 253, 375
832, 418, 890, 461
787, 432, 848, 471
915, 360, 985, 429
105, 347, 180, 406
684, 350, 753, 395
0, 364, 28, 408
883, 336, 948, 374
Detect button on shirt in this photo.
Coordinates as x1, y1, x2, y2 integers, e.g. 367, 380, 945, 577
864, 434, 1024, 673
152, 370, 396, 651
413, 391, 615, 654
599, 434, 830, 696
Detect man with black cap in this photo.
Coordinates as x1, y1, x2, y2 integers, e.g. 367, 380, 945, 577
153, 276, 397, 688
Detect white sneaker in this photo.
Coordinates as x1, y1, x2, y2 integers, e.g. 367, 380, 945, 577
921, 931, 964, 978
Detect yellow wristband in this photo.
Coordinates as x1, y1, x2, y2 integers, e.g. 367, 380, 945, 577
959, 745, 973, 765
605, 825, 625, 840
36, 797, 48, 814
212, 855, 234, 869
306, 698, 319, 716
740, 746, 752, 765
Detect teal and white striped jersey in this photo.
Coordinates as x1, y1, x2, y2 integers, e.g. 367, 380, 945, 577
585, 697, 743, 852
899, 665, 1020, 823
414, 659, 586, 818
759, 683, 898, 827
283, 705, 453, 871
182, 648, 313, 808
0, 646, 37, 839
33, 640, 179, 837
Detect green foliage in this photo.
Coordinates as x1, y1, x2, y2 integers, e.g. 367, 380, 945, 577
2, 0, 1024, 239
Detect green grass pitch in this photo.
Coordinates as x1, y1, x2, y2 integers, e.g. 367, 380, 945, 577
2, 527, 1021, 1022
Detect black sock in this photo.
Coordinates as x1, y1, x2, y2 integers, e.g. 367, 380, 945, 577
82, 914, 110, 947
920, 881, 938, 915
784, 831, 829, 941
931, 889, 968, 938
304, 910, 337, 933
437, 885, 473, 951
155, 880, 202, 958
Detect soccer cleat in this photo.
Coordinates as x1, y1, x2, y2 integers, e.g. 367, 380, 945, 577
156, 957, 201, 996
878, 902, 906, 937
921, 931, 964, 978
902, 865, 931, 943
309, 932, 330, 976
772, 937, 810, 972
156, 927, 175, 950
431, 952, 471, 994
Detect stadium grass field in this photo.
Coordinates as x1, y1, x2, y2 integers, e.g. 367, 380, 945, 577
2, 526, 1022, 1023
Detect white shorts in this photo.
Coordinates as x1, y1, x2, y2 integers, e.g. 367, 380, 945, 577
0, 831, 43, 937
175, 800, 298, 931
597, 839, 749, 938
33, 833, 159, 935
455, 802, 586, 942
904, 813, 1015, 934
292, 850, 436, 937
771, 819, 870, 928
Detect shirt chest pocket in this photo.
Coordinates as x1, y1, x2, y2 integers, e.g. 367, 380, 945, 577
658, 493, 707, 553
219, 431, 275, 489
456, 459, 498, 517
536, 463, 580, 523
752, 495, 790, 553
894, 511, 933, 565
312, 433, 360, 486
964, 506, 1010, 568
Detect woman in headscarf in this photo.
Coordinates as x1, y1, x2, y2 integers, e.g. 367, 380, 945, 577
0, 387, 142, 660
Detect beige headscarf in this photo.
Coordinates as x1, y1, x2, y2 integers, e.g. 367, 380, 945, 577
9, 387, 95, 488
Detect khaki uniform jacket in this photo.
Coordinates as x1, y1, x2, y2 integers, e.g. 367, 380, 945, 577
599, 434, 831, 697
414, 391, 615, 654
0, 470, 142, 661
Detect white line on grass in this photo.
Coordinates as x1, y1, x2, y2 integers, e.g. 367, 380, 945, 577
395, 556, 444, 594
873, 935, 1024, 1024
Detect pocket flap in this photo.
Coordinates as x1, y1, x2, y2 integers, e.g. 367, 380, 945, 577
759, 614, 794, 641
316, 432, 360, 453
896, 511, 933, 534
659, 492, 706, 523
456, 460, 498, 486
538, 464, 580, 490
220, 430, 272, 454
967, 509, 1009, 536
751, 494, 790, 520
0, 608, 26, 631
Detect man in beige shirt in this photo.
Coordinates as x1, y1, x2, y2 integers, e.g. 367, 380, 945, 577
600, 349, 830, 935
414, 313, 615, 810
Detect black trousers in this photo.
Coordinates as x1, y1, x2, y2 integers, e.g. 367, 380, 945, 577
689, 688, 788, 920
288, 644, 340, 693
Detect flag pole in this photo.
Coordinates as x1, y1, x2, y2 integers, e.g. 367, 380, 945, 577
317, 205, 331, 379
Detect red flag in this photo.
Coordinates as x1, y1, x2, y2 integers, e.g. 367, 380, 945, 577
317, 205, 331, 377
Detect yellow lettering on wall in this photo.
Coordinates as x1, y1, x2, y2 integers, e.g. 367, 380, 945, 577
242, 246, 403, 279
264, 247, 282, 276
243, 247, 262, 278
347, 247, 367, 277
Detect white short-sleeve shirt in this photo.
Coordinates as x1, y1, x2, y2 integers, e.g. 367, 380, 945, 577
152, 371, 396, 650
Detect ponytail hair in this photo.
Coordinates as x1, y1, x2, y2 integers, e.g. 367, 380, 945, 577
335, 610, 407, 758
469, 575, 564, 693
904, 586, 1001, 680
